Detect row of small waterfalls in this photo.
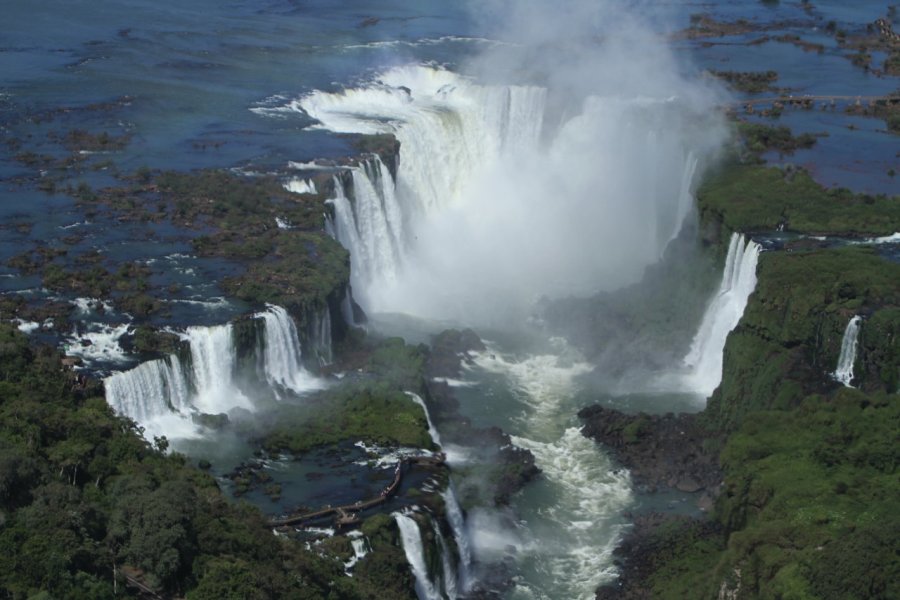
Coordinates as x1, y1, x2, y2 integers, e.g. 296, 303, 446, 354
104, 304, 329, 440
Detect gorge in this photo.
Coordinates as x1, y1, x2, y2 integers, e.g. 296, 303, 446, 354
1, 1, 898, 599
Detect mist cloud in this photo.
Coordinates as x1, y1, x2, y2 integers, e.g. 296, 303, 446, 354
300, 0, 730, 327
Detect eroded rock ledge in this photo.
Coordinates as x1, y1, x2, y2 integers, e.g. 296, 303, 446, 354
578, 405, 722, 510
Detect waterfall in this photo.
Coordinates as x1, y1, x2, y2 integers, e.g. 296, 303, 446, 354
341, 288, 358, 328
183, 323, 252, 414
833, 316, 862, 387
325, 156, 405, 303
344, 531, 371, 573
681, 233, 761, 396
256, 304, 321, 393
284, 177, 317, 195
105, 354, 190, 422
394, 512, 443, 600
297, 65, 712, 321
305, 305, 333, 365
433, 520, 459, 600
670, 151, 699, 248
442, 485, 473, 592
406, 392, 441, 448
103, 305, 320, 441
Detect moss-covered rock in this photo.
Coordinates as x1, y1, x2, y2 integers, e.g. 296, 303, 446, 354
259, 382, 435, 455
131, 325, 183, 355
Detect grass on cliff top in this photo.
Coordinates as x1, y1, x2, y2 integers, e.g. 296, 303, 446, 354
260, 382, 434, 455
746, 246, 900, 345
698, 162, 900, 236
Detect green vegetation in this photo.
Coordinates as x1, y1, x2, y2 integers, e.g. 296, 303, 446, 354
221, 232, 349, 316
157, 170, 326, 231
845, 95, 900, 135
366, 337, 428, 390
50, 129, 130, 153
349, 134, 401, 174
707, 246, 900, 430
737, 122, 818, 155
0, 324, 373, 599
628, 244, 900, 598
710, 389, 899, 599
261, 383, 434, 455
697, 162, 900, 236
709, 70, 779, 94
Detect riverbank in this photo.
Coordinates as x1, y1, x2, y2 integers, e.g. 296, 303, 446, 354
571, 128, 900, 597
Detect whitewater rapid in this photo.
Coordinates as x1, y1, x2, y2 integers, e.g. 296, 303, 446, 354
467, 342, 632, 599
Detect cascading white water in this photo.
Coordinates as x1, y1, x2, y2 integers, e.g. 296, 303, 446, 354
433, 521, 459, 600
105, 355, 190, 422
311, 306, 333, 365
340, 289, 358, 328
680, 233, 761, 396
833, 315, 862, 387
284, 177, 317, 195
394, 512, 443, 600
325, 156, 405, 304
256, 304, 321, 393
405, 391, 473, 594
406, 392, 442, 448
469, 343, 632, 599
183, 323, 252, 414
344, 531, 371, 573
104, 305, 321, 441
293, 65, 716, 322
442, 486, 473, 592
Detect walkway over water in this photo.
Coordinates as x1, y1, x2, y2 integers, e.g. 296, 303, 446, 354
270, 453, 446, 529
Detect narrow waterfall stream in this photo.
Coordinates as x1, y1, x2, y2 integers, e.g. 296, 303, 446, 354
833, 315, 862, 387
680, 233, 762, 396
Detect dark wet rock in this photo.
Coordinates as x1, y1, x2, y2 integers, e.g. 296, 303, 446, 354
427, 328, 486, 378
192, 412, 229, 430
129, 325, 184, 356
578, 405, 723, 506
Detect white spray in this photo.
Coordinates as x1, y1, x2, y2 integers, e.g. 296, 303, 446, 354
681, 233, 761, 397
394, 512, 443, 600
833, 315, 862, 387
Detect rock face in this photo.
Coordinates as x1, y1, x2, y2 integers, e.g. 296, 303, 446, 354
578, 405, 722, 506
423, 329, 540, 506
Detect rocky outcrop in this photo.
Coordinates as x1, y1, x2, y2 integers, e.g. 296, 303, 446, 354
578, 406, 722, 509
423, 329, 540, 507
